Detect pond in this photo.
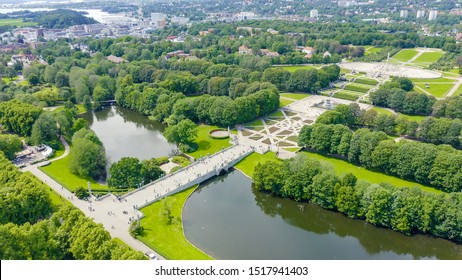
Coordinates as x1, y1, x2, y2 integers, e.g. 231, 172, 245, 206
81, 106, 176, 165
183, 170, 462, 260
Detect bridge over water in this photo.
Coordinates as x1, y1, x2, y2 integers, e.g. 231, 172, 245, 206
69, 142, 255, 243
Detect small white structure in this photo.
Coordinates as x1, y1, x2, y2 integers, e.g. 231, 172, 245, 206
416, 10, 425, 19
400, 10, 408, 18
310, 9, 319, 18
428, 10, 438, 21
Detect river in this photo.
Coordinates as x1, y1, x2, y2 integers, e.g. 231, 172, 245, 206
183, 170, 462, 260
81, 106, 176, 165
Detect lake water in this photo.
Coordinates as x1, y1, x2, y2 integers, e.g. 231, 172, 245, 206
0, 8, 112, 23
183, 170, 462, 260
81, 106, 176, 165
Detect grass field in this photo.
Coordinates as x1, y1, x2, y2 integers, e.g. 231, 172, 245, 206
234, 152, 281, 178
267, 110, 284, 118
354, 78, 379, 86
344, 83, 372, 93
39, 155, 113, 193
280, 93, 310, 100
413, 52, 443, 64
452, 84, 462, 96
275, 65, 316, 72
392, 49, 419, 61
333, 90, 362, 101
415, 83, 454, 98
280, 97, 295, 107
410, 77, 454, 83
245, 118, 264, 128
370, 106, 394, 115
301, 151, 441, 194
188, 124, 232, 159
398, 113, 426, 122
0, 18, 37, 27
364, 46, 382, 55
138, 187, 213, 260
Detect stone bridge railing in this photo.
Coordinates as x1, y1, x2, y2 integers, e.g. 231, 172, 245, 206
121, 144, 254, 215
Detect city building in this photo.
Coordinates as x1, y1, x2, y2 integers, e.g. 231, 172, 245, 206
400, 10, 408, 18
234, 12, 259, 21
429, 10, 438, 21
151, 13, 167, 27
171, 16, 190, 25
238, 45, 253, 55
310, 9, 319, 18
416, 10, 425, 19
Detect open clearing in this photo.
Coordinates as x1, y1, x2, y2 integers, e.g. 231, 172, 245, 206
414, 83, 455, 98
139, 187, 213, 260
392, 49, 419, 61
301, 151, 441, 194
0, 18, 37, 27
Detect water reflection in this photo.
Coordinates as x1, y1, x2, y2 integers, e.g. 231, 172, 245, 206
183, 170, 462, 260
81, 106, 176, 165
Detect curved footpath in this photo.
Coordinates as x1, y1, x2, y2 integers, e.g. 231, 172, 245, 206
22, 137, 163, 259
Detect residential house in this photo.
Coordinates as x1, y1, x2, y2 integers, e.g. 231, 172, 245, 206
238, 45, 253, 55
302, 46, 316, 58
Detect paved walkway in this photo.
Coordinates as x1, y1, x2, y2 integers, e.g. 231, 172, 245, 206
22, 137, 253, 260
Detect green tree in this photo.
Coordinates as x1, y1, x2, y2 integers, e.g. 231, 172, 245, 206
0, 134, 22, 160
108, 157, 143, 189
30, 112, 58, 146
141, 158, 165, 184
164, 119, 198, 149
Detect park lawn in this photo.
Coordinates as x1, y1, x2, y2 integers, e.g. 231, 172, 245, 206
301, 151, 442, 194
370, 106, 394, 115
398, 113, 426, 122
415, 83, 454, 98
267, 110, 284, 118
364, 46, 382, 55
234, 152, 281, 178
392, 49, 418, 61
188, 124, 232, 159
245, 118, 263, 127
350, 82, 375, 90
138, 187, 213, 260
275, 65, 316, 72
0, 18, 37, 27
333, 90, 362, 101
280, 97, 295, 107
39, 155, 111, 192
76, 104, 87, 114
280, 93, 310, 100
18, 80, 29, 86
452, 84, 462, 96
48, 140, 65, 160
410, 77, 454, 83
413, 52, 443, 64
354, 78, 379, 86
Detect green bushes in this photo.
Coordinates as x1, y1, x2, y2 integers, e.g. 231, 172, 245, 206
253, 154, 462, 242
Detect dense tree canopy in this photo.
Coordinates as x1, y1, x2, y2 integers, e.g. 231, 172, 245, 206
0, 100, 43, 136
69, 128, 106, 180
253, 154, 462, 242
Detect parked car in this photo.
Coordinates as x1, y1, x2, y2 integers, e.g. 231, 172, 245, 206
145, 251, 158, 260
